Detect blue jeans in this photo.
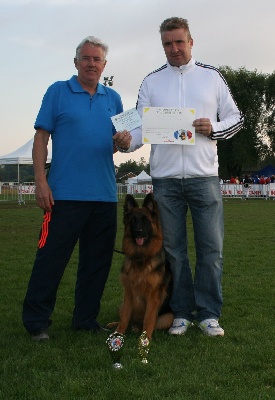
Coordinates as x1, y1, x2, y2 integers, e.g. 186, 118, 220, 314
152, 176, 224, 322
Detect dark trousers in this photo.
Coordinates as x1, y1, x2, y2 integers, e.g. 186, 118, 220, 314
22, 200, 117, 334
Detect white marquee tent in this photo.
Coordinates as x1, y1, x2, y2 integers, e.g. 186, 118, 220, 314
0, 138, 52, 183
127, 170, 152, 184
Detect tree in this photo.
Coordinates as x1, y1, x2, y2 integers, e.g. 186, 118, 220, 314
217, 67, 275, 178
265, 71, 275, 152
118, 158, 150, 175
0, 165, 34, 183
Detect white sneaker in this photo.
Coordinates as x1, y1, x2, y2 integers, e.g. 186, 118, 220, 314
199, 319, 224, 337
168, 318, 192, 335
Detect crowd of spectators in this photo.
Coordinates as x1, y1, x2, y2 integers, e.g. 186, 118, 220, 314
224, 174, 275, 185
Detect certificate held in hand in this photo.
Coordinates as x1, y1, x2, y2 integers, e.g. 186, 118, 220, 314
142, 107, 196, 145
111, 108, 142, 132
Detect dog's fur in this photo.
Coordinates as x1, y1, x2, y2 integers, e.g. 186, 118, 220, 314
108, 193, 173, 340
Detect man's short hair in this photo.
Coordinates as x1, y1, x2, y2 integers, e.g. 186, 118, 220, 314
159, 17, 191, 39
75, 36, 108, 60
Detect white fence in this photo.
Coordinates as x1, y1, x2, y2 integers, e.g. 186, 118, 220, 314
0, 183, 36, 203
1, 182, 275, 203
119, 183, 275, 200
220, 183, 275, 199
118, 183, 153, 198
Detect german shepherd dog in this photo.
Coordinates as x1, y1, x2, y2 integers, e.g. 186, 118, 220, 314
108, 193, 173, 340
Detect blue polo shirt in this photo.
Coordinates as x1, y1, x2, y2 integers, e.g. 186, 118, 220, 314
34, 75, 123, 201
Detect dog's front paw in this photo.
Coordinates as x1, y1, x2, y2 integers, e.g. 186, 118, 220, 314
106, 321, 119, 329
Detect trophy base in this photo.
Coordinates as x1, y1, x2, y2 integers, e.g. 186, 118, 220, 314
113, 362, 123, 369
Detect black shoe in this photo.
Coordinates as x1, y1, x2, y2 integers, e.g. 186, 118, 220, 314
31, 329, 49, 341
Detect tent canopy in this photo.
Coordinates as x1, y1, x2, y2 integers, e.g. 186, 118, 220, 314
0, 138, 52, 183
127, 170, 152, 184
255, 164, 275, 177
0, 138, 52, 165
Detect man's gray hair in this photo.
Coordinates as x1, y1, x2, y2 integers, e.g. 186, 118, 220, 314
75, 36, 109, 60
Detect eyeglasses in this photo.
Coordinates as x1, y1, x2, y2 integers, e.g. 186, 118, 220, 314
78, 56, 105, 64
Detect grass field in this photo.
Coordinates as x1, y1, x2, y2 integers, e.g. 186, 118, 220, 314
0, 199, 274, 399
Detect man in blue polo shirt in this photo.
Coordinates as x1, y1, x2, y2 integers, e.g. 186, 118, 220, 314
22, 36, 127, 340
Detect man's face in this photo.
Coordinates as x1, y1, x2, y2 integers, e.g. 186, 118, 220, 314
74, 42, 107, 86
161, 28, 193, 67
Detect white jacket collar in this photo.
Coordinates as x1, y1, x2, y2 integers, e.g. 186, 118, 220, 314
167, 57, 195, 73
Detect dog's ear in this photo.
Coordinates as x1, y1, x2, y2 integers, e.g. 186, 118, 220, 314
143, 193, 158, 213
124, 194, 139, 213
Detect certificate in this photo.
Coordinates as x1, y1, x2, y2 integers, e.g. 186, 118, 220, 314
111, 108, 142, 132
142, 107, 195, 145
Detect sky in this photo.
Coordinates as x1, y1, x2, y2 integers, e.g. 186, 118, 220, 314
1, 0, 274, 166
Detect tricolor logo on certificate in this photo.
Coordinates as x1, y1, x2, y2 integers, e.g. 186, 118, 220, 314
142, 107, 196, 145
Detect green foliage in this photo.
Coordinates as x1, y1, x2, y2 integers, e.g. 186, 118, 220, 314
265, 71, 275, 152
0, 200, 274, 399
118, 157, 150, 174
257, 155, 275, 170
218, 67, 275, 178
0, 165, 34, 183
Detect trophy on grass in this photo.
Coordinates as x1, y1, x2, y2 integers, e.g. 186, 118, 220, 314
106, 329, 151, 368
138, 331, 150, 364
106, 331, 125, 369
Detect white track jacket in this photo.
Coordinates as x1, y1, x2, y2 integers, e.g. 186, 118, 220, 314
127, 57, 244, 179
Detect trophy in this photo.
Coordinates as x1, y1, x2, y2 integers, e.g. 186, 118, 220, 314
106, 331, 125, 369
138, 331, 150, 364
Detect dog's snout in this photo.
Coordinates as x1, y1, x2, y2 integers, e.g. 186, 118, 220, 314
134, 228, 143, 237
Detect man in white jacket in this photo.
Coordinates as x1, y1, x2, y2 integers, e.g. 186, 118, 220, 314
114, 17, 243, 337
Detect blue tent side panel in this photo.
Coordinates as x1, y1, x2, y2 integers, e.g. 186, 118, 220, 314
255, 164, 275, 177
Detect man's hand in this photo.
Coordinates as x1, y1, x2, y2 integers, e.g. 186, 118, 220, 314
113, 130, 132, 150
35, 180, 54, 212
192, 118, 212, 137
32, 129, 54, 211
